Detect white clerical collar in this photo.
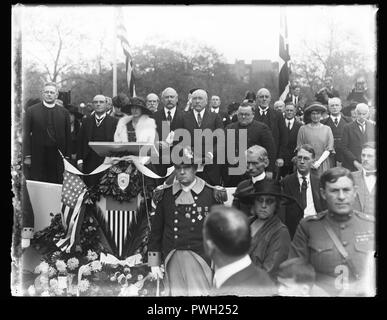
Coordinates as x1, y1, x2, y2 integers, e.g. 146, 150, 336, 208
211, 107, 219, 113
252, 171, 266, 184
213, 255, 252, 289
43, 101, 55, 108
164, 107, 176, 119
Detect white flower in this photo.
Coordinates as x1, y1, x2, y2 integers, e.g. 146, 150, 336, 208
82, 265, 91, 276
49, 279, 58, 289
55, 260, 67, 273
53, 287, 64, 296
27, 285, 36, 296
91, 261, 102, 272
67, 258, 79, 270
78, 279, 90, 293
41, 290, 50, 296
119, 284, 139, 296
48, 266, 57, 278
86, 250, 98, 261
35, 261, 49, 274
126, 273, 132, 280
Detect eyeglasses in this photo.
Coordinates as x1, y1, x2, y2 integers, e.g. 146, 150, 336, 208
43, 91, 56, 94
258, 95, 270, 98
296, 156, 312, 161
93, 100, 106, 104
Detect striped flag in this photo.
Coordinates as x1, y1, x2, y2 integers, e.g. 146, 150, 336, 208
117, 8, 136, 97
279, 7, 291, 101
56, 171, 87, 252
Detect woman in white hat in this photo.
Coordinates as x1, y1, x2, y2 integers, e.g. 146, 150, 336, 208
296, 102, 334, 176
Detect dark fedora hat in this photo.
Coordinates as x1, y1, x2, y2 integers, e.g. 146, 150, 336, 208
233, 180, 296, 204
303, 102, 327, 115
122, 96, 152, 116
65, 104, 83, 119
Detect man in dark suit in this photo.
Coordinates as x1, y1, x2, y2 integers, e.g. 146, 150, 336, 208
281, 144, 325, 239
209, 95, 230, 127
77, 94, 118, 187
321, 97, 352, 166
232, 145, 271, 216
315, 76, 340, 105
280, 102, 303, 178
203, 205, 275, 296
23, 82, 72, 183
181, 89, 224, 185
254, 88, 287, 178
284, 84, 305, 111
223, 102, 276, 187
341, 103, 375, 171
153, 87, 185, 176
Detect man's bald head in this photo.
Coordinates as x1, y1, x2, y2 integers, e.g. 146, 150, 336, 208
355, 103, 370, 123
203, 205, 251, 257
161, 87, 178, 109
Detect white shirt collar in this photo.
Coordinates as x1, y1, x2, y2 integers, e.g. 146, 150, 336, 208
181, 178, 197, 193
286, 118, 295, 125
252, 171, 266, 184
211, 107, 219, 113
330, 114, 341, 122
95, 112, 107, 120
164, 107, 176, 119
194, 109, 205, 123
43, 101, 55, 108
259, 106, 269, 113
213, 255, 252, 289
297, 171, 310, 182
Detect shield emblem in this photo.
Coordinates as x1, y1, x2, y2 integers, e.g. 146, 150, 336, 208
117, 173, 130, 191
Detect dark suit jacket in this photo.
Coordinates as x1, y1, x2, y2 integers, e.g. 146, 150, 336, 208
281, 172, 326, 239
211, 109, 231, 127
282, 119, 302, 165
23, 102, 72, 179
76, 115, 118, 167
254, 107, 288, 159
321, 115, 352, 163
181, 108, 224, 185
284, 93, 305, 110
215, 263, 275, 296
341, 120, 375, 171
153, 107, 185, 141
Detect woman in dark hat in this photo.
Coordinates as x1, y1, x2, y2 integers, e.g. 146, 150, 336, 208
64, 104, 83, 164
234, 179, 294, 281
114, 96, 156, 143
297, 102, 334, 176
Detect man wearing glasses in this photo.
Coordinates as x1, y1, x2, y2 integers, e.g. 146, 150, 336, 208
23, 82, 72, 184
77, 94, 118, 186
254, 88, 288, 179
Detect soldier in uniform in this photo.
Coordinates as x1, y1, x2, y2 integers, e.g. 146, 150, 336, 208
147, 148, 227, 296
289, 167, 375, 296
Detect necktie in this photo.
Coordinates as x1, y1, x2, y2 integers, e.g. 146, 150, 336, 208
287, 121, 291, 131
197, 112, 202, 127
95, 116, 103, 127
360, 124, 365, 134
167, 110, 172, 122
301, 176, 307, 209
334, 117, 338, 126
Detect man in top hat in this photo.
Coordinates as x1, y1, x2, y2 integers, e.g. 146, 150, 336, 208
321, 97, 352, 166
352, 142, 376, 216
181, 89, 224, 185
281, 144, 326, 239
148, 147, 227, 296
23, 82, 72, 183
209, 95, 230, 127
289, 167, 375, 296
341, 103, 375, 172
77, 94, 118, 187
254, 88, 288, 178
233, 179, 294, 280
146, 93, 160, 113
203, 205, 275, 296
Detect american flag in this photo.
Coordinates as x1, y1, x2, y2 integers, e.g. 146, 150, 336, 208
56, 171, 87, 252
279, 7, 291, 101
117, 8, 136, 97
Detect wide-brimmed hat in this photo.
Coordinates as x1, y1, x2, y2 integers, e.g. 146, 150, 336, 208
65, 104, 83, 119
303, 102, 327, 115
233, 179, 296, 204
122, 96, 152, 115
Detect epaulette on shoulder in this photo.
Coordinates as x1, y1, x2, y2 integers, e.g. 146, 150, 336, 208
354, 210, 375, 223
304, 210, 328, 222
152, 183, 172, 204
205, 182, 228, 203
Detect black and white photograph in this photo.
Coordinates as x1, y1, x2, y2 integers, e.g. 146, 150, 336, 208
11, 4, 377, 299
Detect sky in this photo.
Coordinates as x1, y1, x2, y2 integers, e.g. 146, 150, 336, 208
18, 4, 377, 66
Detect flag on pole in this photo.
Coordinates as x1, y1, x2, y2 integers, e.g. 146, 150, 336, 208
55, 171, 87, 252
117, 8, 136, 97
279, 7, 291, 101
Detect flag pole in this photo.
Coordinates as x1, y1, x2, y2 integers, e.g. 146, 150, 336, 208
112, 7, 118, 97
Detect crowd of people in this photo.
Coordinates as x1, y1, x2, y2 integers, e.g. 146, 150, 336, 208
22, 77, 376, 296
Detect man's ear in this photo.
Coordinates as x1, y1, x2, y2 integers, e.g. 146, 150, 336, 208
320, 187, 326, 201
264, 158, 269, 168
204, 238, 216, 257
